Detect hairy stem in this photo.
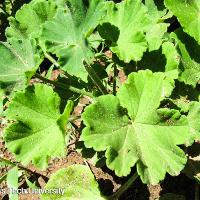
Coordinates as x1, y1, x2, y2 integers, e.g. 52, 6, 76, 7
0, 158, 47, 180
42, 55, 107, 95
0, 6, 10, 16
9, 0, 14, 7
108, 172, 138, 200
44, 53, 59, 67
34, 73, 94, 98
69, 115, 81, 122
17, 164, 47, 180
84, 62, 108, 95
0, 174, 7, 184
113, 64, 117, 96
44, 53, 75, 79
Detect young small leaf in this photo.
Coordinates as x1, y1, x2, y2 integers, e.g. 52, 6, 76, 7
162, 41, 179, 79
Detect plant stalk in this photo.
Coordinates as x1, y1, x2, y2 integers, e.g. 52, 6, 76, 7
0, 6, 10, 16
69, 115, 81, 122
44, 53, 59, 67
43, 55, 107, 96
9, 0, 14, 8
0, 174, 7, 184
84, 62, 108, 95
34, 74, 94, 98
108, 172, 138, 200
113, 64, 117, 96
44, 53, 75, 79
0, 158, 47, 180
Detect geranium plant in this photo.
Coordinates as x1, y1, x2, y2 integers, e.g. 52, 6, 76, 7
1, 0, 200, 199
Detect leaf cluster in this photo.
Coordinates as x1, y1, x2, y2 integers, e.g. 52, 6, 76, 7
1, 0, 200, 199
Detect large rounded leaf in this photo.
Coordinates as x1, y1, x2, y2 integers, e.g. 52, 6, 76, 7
4, 84, 73, 169
81, 70, 191, 184
41, 0, 108, 81
99, 0, 169, 62
41, 165, 106, 200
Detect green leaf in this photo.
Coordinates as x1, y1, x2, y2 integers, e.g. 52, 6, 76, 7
7, 166, 18, 200
41, 0, 107, 81
172, 29, 200, 87
41, 164, 106, 200
4, 84, 73, 169
6, 0, 58, 39
99, 0, 169, 61
100, 0, 149, 62
146, 23, 168, 51
162, 41, 179, 79
81, 70, 190, 184
0, 38, 42, 88
165, 0, 200, 44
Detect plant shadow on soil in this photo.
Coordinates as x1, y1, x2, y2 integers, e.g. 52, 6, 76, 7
160, 174, 195, 200
109, 172, 195, 200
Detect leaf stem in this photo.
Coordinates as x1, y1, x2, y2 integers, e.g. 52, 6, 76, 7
17, 164, 48, 180
34, 73, 94, 98
0, 6, 10, 16
0, 174, 7, 184
44, 53, 59, 67
42, 55, 107, 96
69, 115, 81, 122
44, 53, 75, 79
9, 0, 14, 8
113, 64, 117, 96
84, 62, 108, 95
0, 158, 47, 180
108, 172, 138, 200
